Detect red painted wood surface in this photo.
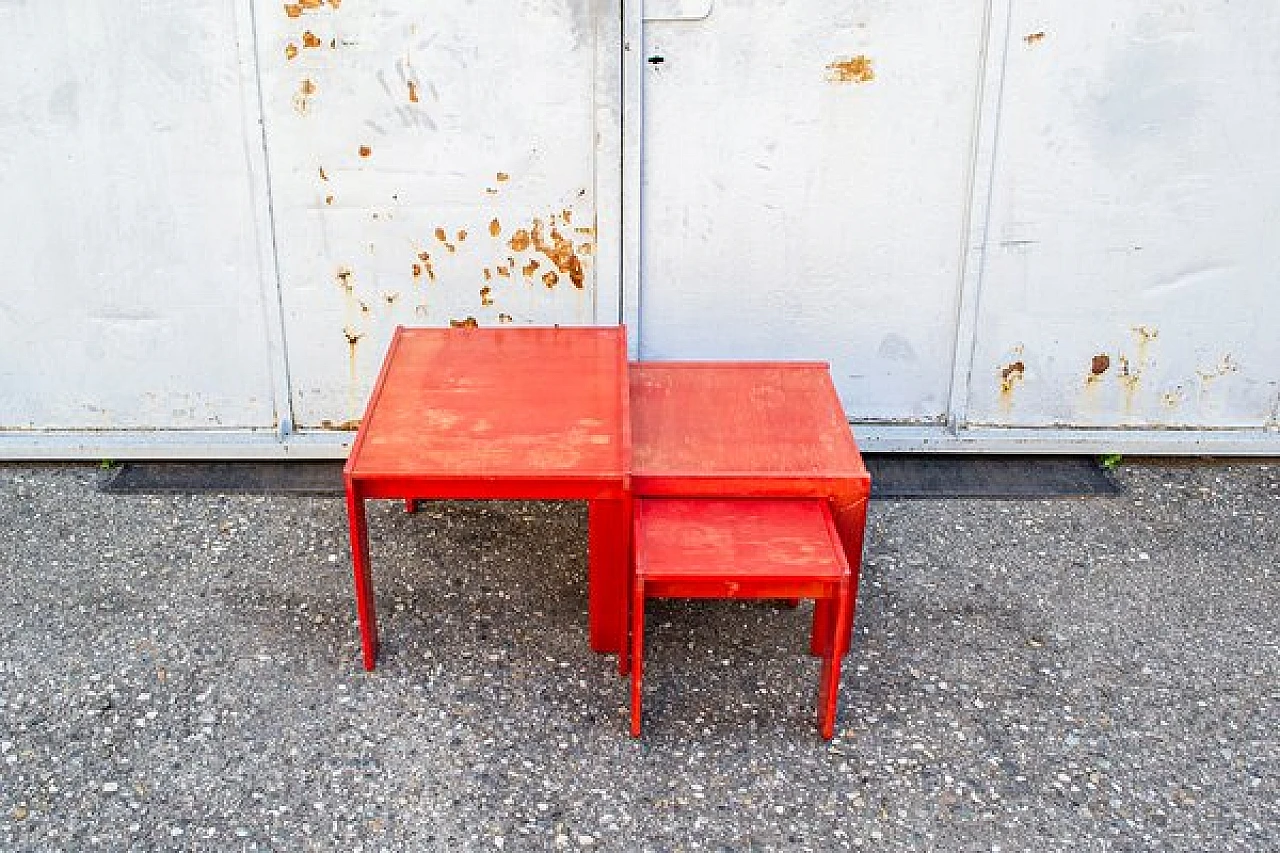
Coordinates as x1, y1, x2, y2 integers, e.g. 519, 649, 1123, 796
629, 498, 853, 739
344, 326, 631, 670
347, 327, 628, 482
630, 362, 871, 656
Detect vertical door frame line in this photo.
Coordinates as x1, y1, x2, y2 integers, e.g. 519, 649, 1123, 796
592, 0, 626, 328
944, 0, 1013, 434
234, 0, 296, 442
621, 0, 645, 357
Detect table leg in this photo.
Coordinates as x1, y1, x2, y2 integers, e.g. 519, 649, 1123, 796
831, 495, 868, 657
587, 497, 630, 661
345, 480, 379, 671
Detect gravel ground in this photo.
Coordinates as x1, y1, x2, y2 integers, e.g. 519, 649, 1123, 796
0, 460, 1276, 852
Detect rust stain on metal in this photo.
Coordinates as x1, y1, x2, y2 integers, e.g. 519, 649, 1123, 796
284, 3, 303, 17
498, 313, 514, 324
1090, 354, 1111, 376
1196, 354, 1239, 382
1023, 32, 1046, 45
319, 418, 361, 431
496, 264, 511, 278
433, 227, 457, 253
328, 0, 341, 7
336, 266, 354, 291
561, 209, 573, 224
412, 263, 422, 279
417, 252, 436, 281
302, 30, 322, 48
383, 291, 399, 305
827, 56, 875, 84
325, 194, 334, 205
480, 286, 494, 306
285, 43, 299, 61
344, 326, 363, 373
542, 270, 559, 288
999, 361, 1025, 394
408, 80, 419, 103
530, 219, 586, 289
509, 229, 532, 252
578, 242, 594, 256
358, 145, 372, 158
1133, 325, 1159, 344
483, 268, 492, 281
496, 172, 510, 182
293, 78, 318, 115
318, 166, 328, 181
450, 317, 479, 328
456, 229, 468, 243
521, 259, 540, 277
489, 218, 502, 238
575, 226, 594, 235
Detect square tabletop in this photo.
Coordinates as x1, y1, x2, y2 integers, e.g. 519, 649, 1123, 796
630, 362, 870, 497
345, 326, 629, 484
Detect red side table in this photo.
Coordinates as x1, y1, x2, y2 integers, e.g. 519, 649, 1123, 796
344, 326, 631, 670
630, 362, 872, 656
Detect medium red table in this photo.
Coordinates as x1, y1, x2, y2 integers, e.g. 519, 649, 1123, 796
344, 326, 631, 670
629, 362, 872, 655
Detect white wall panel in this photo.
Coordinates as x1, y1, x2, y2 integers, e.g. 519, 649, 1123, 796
0, 1, 277, 430
637, 0, 988, 423
255, 0, 603, 429
965, 1, 1280, 428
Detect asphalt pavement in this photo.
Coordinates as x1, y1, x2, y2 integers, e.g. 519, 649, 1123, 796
0, 460, 1276, 851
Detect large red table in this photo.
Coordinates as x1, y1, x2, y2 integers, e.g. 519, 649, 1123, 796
343, 326, 631, 670
629, 362, 872, 654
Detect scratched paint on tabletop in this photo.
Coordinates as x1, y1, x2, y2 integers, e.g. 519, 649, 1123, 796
255, 0, 599, 428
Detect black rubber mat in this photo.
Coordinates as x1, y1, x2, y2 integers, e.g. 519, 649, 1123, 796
103, 461, 345, 496
865, 454, 1120, 498
104, 457, 1119, 499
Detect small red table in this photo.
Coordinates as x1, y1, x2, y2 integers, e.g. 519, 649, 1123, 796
630, 362, 871, 655
344, 326, 631, 670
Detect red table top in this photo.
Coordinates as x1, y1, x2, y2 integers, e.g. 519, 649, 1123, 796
345, 326, 629, 482
630, 362, 870, 497
635, 499, 848, 582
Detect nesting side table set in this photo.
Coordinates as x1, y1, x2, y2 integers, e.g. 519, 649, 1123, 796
343, 326, 871, 738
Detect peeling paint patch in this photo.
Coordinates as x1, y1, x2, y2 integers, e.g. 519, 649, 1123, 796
480, 286, 494, 306
302, 30, 322, 49
496, 172, 510, 182
450, 317, 479, 328
1023, 31, 1047, 45
285, 43, 299, 61
358, 145, 372, 158
542, 271, 559, 288
521, 259, 540, 278
827, 56, 875, 84
336, 266, 354, 291
489, 218, 502, 238
408, 80, 419, 103
416, 252, 436, 281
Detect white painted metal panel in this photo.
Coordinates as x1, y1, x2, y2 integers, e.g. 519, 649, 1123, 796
637, 0, 988, 422
0, 0, 277, 430
256, 0, 604, 429
965, 1, 1280, 428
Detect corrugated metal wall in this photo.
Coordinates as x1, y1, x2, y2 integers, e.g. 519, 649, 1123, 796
1, 1, 1276, 457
